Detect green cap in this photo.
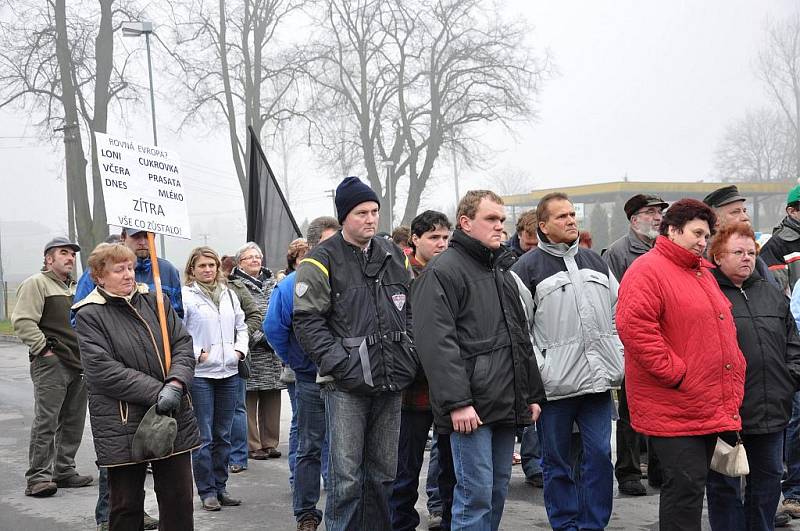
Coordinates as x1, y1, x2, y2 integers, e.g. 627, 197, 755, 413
789, 185, 800, 205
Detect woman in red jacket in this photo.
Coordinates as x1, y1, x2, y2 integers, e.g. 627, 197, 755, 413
616, 198, 746, 531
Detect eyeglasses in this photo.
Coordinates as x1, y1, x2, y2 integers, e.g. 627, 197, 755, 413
723, 250, 757, 259
240, 255, 262, 262
635, 208, 663, 217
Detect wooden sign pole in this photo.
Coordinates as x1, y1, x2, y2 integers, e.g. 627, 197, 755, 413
147, 232, 172, 371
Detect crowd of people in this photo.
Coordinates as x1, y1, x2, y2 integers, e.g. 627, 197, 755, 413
11, 176, 800, 531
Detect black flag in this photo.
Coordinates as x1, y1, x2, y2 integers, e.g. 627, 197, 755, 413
246, 126, 302, 273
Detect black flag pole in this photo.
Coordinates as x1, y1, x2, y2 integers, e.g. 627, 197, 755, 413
246, 125, 303, 272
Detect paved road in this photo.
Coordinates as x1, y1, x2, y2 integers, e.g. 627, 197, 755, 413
0, 340, 736, 530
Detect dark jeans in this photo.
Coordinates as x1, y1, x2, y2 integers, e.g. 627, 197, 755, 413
390, 408, 434, 531
229, 375, 248, 468
191, 375, 238, 499
294, 380, 329, 523
288, 381, 298, 488
650, 434, 717, 531
450, 424, 516, 530
435, 431, 456, 530
539, 392, 614, 531
614, 380, 642, 483
107, 451, 193, 531
706, 431, 784, 531
322, 385, 401, 531
783, 392, 800, 500
426, 433, 442, 514
521, 424, 543, 479
27, 354, 87, 485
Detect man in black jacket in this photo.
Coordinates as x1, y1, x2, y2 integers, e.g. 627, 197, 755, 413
412, 190, 545, 531
293, 177, 417, 531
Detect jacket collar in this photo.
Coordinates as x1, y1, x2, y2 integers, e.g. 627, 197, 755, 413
71, 283, 149, 311
712, 264, 762, 289
536, 229, 579, 259
450, 229, 510, 268
43, 269, 75, 287
653, 235, 713, 271
626, 228, 655, 254
229, 266, 272, 290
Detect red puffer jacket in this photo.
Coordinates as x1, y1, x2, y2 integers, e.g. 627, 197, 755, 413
616, 236, 746, 437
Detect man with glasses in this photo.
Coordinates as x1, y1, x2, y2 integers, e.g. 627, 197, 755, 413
603, 194, 667, 496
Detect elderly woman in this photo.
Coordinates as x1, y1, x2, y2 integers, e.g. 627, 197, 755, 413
616, 198, 746, 531
228, 242, 285, 460
182, 246, 248, 511
704, 222, 800, 531
73, 243, 200, 530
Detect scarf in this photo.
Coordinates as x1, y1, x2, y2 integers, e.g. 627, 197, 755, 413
195, 280, 223, 307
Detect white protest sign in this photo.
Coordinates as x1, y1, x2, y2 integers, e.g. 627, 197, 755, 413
95, 132, 191, 239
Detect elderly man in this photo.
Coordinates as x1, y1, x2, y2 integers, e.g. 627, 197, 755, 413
603, 194, 667, 496
13, 237, 93, 498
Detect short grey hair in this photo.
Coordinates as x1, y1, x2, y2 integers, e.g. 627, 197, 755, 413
235, 241, 263, 263
307, 216, 340, 248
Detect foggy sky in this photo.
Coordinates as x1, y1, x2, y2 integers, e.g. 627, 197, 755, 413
1, 0, 796, 280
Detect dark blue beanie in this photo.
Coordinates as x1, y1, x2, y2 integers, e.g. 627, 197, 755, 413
335, 176, 380, 223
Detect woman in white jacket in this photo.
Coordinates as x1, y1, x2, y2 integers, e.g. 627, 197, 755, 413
182, 246, 249, 511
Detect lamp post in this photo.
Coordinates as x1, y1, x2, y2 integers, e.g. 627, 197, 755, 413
381, 160, 395, 232
122, 21, 166, 257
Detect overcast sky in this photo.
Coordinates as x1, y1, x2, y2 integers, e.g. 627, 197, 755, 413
1, 0, 797, 278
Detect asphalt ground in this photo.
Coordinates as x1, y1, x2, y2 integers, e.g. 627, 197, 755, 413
0, 339, 743, 530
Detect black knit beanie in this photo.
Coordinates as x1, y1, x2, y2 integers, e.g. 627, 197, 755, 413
335, 176, 380, 223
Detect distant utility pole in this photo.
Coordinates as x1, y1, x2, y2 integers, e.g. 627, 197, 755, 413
0, 220, 5, 321
452, 147, 460, 208
325, 189, 336, 216
198, 233, 210, 246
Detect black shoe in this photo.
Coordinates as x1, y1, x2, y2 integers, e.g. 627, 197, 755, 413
217, 491, 241, 506
776, 511, 792, 528
524, 473, 544, 488
619, 479, 647, 496
201, 496, 221, 511
55, 474, 93, 488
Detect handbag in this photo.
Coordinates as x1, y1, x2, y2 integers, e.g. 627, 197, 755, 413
227, 290, 251, 379
710, 433, 749, 477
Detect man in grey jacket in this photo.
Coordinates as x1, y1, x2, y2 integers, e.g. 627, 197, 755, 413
511, 192, 624, 531
603, 193, 666, 496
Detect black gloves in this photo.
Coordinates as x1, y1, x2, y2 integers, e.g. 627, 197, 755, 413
156, 383, 183, 415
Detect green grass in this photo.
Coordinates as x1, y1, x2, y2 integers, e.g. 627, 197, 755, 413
0, 320, 14, 335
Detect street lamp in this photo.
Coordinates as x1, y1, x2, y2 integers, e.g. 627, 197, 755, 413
382, 160, 395, 232
122, 21, 166, 257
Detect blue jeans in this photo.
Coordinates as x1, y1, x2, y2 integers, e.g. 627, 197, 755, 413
322, 385, 401, 531
521, 425, 543, 479
539, 392, 613, 531
390, 409, 434, 531
784, 392, 800, 500
229, 375, 248, 468
707, 431, 784, 531
450, 424, 516, 531
288, 382, 298, 488
294, 380, 328, 523
426, 433, 442, 514
95, 466, 109, 524
191, 375, 238, 499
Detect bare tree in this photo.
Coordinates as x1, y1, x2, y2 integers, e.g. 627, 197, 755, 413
715, 108, 793, 182
0, 0, 142, 263
306, 0, 551, 231
758, 13, 800, 178
163, 0, 307, 206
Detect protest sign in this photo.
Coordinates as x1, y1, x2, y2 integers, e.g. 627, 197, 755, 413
95, 132, 191, 239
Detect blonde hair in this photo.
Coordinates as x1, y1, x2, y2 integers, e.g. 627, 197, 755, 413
87, 243, 137, 284
184, 246, 225, 285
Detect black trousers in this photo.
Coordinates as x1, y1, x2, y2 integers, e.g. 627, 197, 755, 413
649, 434, 717, 531
108, 452, 194, 531
614, 380, 642, 483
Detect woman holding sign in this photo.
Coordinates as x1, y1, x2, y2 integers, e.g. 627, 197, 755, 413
74, 243, 199, 530
182, 246, 249, 511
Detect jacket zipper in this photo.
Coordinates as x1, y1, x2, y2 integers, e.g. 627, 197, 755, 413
739, 284, 769, 428
126, 300, 166, 380
194, 286, 228, 366
118, 401, 129, 425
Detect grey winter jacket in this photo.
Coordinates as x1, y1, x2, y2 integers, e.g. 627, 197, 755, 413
511, 234, 624, 401
603, 228, 654, 282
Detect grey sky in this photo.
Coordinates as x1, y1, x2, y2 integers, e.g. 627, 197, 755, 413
1, 0, 796, 279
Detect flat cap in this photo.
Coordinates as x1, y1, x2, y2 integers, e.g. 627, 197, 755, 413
131, 405, 177, 462
623, 194, 668, 220
702, 185, 746, 208
43, 236, 80, 255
